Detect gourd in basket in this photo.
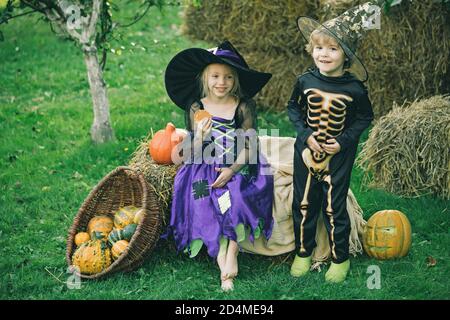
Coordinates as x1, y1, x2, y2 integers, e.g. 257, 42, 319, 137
72, 239, 112, 274
114, 206, 141, 229
66, 166, 162, 279
87, 215, 114, 241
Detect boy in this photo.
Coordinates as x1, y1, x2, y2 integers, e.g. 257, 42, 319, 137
287, 1, 381, 282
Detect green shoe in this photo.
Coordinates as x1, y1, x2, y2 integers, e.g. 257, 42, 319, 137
325, 260, 350, 283
290, 255, 312, 277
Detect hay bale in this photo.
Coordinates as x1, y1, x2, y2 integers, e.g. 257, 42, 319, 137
357, 95, 450, 199
182, 0, 316, 55
244, 50, 307, 111
359, 1, 450, 116
180, 1, 232, 44
182, 0, 450, 116
128, 138, 179, 226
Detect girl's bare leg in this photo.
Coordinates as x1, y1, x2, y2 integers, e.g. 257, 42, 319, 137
220, 240, 239, 292
217, 237, 228, 273
224, 240, 239, 279
217, 237, 233, 291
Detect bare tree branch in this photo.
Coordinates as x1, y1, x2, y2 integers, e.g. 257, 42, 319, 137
83, 0, 101, 44
37, 0, 66, 19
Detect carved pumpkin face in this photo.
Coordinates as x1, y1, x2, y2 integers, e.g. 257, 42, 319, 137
363, 210, 412, 260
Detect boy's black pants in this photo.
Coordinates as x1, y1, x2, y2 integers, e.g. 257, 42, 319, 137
292, 140, 357, 264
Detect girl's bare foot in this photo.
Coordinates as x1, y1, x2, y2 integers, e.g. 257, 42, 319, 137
223, 240, 239, 279
220, 273, 234, 292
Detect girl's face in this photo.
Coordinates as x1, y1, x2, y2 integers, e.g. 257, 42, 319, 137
312, 37, 346, 77
205, 63, 236, 99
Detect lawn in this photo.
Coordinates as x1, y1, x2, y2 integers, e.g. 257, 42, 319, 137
0, 3, 448, 300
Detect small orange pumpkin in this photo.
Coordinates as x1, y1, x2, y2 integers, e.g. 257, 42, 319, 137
74, 232, 91, 246
194, 110, 211, 123
149, 122, 185, 165
111, 240, 129, 260
363, 210, 412, 260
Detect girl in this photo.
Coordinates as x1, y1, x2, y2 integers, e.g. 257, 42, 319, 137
164, 41, 274, 291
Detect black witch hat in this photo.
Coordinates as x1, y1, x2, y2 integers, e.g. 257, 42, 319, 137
164, 40, 272, 110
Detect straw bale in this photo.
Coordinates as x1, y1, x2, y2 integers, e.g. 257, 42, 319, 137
182, 0, 450, 117
359, 1, 450, 116
128, 138, 179, 226
244, 50, 308, 111
180, 0, 232, 44
357, 95, 450, 199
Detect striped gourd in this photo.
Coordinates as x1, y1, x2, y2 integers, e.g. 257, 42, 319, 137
87, 215, 114, 241
113, 206, 140, 229
107, 229, 125, 246
107, 224, 137, 246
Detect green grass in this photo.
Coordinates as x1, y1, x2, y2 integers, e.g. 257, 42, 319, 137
0, 3, 448, 300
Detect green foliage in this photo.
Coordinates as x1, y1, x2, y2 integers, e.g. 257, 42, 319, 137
0, 4, 448, 300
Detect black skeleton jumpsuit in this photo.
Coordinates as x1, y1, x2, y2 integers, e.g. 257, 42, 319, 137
287, 68, 373, 263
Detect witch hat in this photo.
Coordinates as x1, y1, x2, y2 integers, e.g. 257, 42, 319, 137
297, 0, 387, 81
165, 40, 272, 110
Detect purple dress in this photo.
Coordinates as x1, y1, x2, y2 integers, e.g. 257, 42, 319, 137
166, 114, 274, 258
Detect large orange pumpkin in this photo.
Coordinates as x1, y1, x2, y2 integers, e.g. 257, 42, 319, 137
363, 210, 412, 260
149, 122, 185, 164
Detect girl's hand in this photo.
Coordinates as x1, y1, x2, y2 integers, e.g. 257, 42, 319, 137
306, 131, 323, 153
211, 167, 234, 188
196, 117, 212, 140
322, 138, 341, 155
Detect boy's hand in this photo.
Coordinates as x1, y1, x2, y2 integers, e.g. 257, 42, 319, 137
322, 138, 341, 155
306, 132, 323, 153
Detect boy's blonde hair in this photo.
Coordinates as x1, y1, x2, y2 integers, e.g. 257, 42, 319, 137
199, 63, 242, 98
305, 29, 352, 69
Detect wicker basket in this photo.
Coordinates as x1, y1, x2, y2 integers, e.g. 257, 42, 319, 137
66, 166, 162, 279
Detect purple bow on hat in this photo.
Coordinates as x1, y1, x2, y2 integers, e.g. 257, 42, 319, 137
208, 47, 247, 68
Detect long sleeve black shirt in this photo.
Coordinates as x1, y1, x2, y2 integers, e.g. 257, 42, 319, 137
287, 67, 374, 150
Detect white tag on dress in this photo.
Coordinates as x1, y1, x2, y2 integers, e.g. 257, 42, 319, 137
218, 190, 231, 214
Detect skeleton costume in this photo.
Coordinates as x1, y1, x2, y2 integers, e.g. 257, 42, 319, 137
288, 67, 373, 263
289, 1, 383, 263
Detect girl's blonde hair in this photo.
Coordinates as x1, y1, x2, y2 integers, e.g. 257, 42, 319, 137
199, 63, 242, 98
305, 29, 352, 69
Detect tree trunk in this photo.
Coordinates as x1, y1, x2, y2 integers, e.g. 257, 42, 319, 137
83, 45, 115, 143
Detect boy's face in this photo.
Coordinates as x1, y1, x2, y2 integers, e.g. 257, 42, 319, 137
312, 36, 346, 77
